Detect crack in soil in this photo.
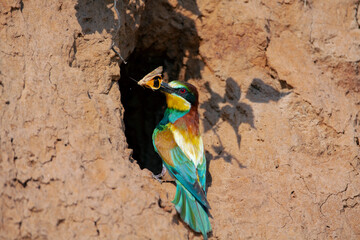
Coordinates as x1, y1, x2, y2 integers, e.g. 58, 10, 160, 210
320, 184, 349, 216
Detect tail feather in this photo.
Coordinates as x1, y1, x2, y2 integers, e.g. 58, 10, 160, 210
173, 181, 212, 239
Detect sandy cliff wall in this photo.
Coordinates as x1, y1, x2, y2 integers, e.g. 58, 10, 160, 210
1, 0, 359, 239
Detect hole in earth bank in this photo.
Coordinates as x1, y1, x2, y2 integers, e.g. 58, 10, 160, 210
119, 0, 201, 174
119, 50, 168, 174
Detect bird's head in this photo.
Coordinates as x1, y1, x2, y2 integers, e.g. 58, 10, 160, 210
160, 81, 199, 112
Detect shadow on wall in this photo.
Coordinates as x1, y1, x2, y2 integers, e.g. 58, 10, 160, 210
75, 0, 116, 34
75, 0, 142, 36
135, 0, 203, 81
202, 78, 290, 186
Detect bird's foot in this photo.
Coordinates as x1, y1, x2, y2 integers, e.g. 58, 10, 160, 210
152, 166, 167, 183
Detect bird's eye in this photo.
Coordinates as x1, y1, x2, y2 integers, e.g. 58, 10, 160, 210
179, 88, 186, 94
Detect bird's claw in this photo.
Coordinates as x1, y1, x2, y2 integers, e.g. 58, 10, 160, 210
152, 166, 167, 183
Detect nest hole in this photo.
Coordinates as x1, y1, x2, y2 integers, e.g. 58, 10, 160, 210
119, 49, 175, 174
118, 1, 201, 174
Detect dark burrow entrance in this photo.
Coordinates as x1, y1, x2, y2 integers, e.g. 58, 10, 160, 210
119, 51, 168, 174
118, 0, 201, 174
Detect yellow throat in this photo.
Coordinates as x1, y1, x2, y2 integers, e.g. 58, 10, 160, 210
165, 93, 191, 112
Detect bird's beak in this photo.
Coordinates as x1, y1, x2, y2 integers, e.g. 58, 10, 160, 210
159, 82, 175, 94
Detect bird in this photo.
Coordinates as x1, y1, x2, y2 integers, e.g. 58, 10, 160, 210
152, 80, 212, 239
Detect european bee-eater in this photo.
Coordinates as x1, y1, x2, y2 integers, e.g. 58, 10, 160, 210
152, 81, 212, 239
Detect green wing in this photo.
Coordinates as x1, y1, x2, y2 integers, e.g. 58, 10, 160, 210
165, 146, 210, 209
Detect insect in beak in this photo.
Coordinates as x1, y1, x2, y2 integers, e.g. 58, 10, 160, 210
137, 66, 163, 91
